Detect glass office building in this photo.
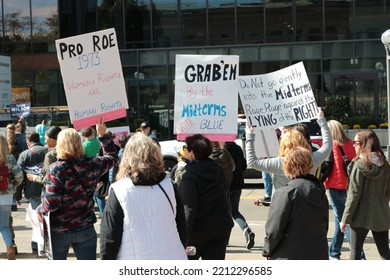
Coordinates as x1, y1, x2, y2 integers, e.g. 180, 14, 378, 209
1, 0, 389, 140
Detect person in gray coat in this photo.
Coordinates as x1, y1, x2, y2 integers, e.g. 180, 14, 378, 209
340, 129, 390, 260
262, 147, 329, 259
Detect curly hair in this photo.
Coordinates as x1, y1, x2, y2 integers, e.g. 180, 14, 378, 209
279, 129, 311, 157
116, 133, 164, 182
6, 123, 16, 153
283, 146, 313, 178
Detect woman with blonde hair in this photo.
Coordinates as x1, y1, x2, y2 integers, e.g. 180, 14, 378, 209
262, 147, 329, 259
245, 109, 332, 190
340, 130, 390, 259
36, 118, 117, 260
0, 135, 24, 260
100, 133, 187, 260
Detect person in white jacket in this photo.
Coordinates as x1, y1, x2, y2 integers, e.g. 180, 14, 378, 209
100, 133, 187, 260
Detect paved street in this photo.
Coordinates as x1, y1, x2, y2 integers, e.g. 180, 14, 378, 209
0, 179, 384, 260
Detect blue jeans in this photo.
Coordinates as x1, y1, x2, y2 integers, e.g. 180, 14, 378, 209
50, 226, 97, 260
262, 172, 273, 198
229, 190, 249, 231
328, 188, 350, 258
0, 205, 12, 248
93, 195, 106, 216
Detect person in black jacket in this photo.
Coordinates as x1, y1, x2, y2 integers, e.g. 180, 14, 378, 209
178, 134, 234, 260
16, 131, 46, 254
224, 141, 255, 250
262, 146, 329, 260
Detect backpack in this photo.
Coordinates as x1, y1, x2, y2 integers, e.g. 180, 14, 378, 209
0, 161, 10, 192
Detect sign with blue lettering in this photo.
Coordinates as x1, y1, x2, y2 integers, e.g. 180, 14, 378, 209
10, 102, 31, 119
55, 28, 128, 130
239, 62, 319, 130
174, 55, 239, 141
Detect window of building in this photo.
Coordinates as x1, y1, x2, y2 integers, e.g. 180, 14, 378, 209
237, 0, 264, 44
265, 1, 293, 43
296, 0, 323, 42
354, 0, 385, 39
3, 0, 31, 54
324, 0, 353, 40
152, 0, 179, 48
32, 0, 59, 54
208, 0, 235, 45
181, 0, 207, 46
123, 0, 151, 48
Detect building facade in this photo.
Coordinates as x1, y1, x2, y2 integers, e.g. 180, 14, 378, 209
1, 0, 389, 140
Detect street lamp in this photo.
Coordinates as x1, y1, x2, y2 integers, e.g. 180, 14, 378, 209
381, 29, 390, 158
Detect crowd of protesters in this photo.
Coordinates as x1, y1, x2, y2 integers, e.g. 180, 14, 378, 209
0, 110, 389, 260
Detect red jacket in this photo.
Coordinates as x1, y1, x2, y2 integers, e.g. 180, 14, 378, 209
324, 139, 356, 190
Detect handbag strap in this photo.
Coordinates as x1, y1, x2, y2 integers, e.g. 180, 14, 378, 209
157, 182, 174, 214
338, 145, 348, 164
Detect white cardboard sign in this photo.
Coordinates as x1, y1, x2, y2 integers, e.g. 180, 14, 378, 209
239, 62, 319, 130
55, 28, 128, 130
174, 55, 239, 141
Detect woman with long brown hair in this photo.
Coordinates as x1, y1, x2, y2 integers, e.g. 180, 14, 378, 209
340, 129, 390, 259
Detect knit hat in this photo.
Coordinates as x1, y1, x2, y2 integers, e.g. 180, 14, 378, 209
45, 126, 62, 140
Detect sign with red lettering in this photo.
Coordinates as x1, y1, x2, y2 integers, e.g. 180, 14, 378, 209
55, 28, 128, 130
174, 55, 239, 141
239, 62, 319, 130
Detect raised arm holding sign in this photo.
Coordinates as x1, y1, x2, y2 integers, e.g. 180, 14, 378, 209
244, 108, 332, 190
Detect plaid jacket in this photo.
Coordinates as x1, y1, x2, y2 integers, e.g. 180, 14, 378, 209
38, 134, 117, 232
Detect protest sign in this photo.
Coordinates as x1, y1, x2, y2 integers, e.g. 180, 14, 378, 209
0, 55, 12, 121
55, 28, 128, 130
26, 207, 52, 259
10, 102, 31, 119
174, 55, 239, 141
239, 61, 318, 130
107, 126, 130, 145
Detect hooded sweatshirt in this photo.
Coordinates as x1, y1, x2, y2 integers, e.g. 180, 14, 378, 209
262, 174, 329, 260
178, 158, 233, 240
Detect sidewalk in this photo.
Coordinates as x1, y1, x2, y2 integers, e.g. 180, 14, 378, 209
0, 186, 384, 260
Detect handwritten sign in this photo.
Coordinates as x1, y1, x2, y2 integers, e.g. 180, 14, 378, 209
174, 55, 239, 141
239, 62, 318, 130
55, 28, 128, 130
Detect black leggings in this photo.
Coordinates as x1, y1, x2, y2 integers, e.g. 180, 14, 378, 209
350, 227, 390, 260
